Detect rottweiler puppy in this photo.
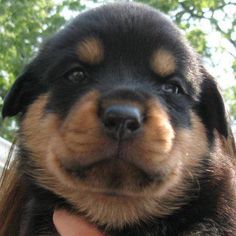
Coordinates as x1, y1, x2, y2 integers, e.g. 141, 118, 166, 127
1, 3, 236, 236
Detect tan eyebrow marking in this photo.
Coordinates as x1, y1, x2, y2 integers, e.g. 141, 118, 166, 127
151, 49, 176, 77
77, 37, 104, 64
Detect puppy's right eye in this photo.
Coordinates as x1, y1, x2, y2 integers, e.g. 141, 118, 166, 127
64, 67, 88, 84
161, 83, 181, 94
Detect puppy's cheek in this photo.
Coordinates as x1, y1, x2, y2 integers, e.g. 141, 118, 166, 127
20, 91, 116, 191
136, 111, 209, 202
57, 91, 115, 167
173, 112, 209, 169
20, 94, 69, 187
127, 100, 175, 175
45, 91, 115, 190
20, 94, 59, 157
160, 112, 209, 201
20, 108, 74, 194
129, 112, 209, 217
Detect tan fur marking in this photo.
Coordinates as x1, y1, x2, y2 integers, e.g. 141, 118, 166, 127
77, 37, 104, 64
151, 48, 176, 76
21, 94, 55, 157
128, 99, 175, 175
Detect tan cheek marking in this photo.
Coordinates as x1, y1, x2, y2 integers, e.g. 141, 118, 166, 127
20, 95, 71, 188
20, 95, 65, 183
151, 49, 176, 76
77, 37, 104, 64
21, 94, 59, 156
145, 100, 175, 154
172, 112, 209, 170
56, 91, 115, 167
129, 100, 175, 175
47, 92, 125, 194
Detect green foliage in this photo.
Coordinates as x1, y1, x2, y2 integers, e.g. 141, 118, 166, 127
186, 29, 210, 57
233, 59, 236, 77
225, 85, 236, 121
0, 0, 235, 140
0, 0, 84, 140
137, 0, 236, 52
137, 0, 179, 12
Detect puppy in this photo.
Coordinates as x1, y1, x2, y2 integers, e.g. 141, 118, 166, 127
1, 3, 236, 236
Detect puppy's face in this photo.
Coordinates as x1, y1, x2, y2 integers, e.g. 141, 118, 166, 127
2, 3, 229, 228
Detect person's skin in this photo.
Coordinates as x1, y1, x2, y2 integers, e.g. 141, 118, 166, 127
53, 210, 105, 236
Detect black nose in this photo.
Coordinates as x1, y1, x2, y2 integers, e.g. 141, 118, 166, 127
102, 105, 143, 140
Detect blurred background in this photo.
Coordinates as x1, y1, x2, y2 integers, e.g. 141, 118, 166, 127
0, 0, 235, 144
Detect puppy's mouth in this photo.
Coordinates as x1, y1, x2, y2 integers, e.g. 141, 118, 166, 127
62, 157, 160, 195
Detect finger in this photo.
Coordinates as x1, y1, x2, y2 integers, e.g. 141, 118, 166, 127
53, 209, 105, 236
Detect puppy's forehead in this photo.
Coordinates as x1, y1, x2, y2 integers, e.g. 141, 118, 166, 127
76, 35, 177, 77
55, 3, 200, 82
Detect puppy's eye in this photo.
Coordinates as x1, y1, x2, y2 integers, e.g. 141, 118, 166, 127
161, 83, 182, 94
65, 68, 87, 83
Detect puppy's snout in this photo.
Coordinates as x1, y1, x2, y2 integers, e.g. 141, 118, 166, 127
102, 105, 143, 140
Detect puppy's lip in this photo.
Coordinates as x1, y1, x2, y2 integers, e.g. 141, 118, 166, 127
62, 158, 161, 182
85, 189, 146, 198
62, 158, 132, 174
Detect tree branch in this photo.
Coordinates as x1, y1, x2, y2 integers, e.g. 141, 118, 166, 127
179, 2, 236, 49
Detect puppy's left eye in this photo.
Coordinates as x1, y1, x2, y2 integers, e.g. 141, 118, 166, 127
161, 83, 182, 94
64, 67, 88, 83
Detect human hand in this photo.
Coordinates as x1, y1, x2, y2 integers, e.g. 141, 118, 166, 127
53, 209, 105, 236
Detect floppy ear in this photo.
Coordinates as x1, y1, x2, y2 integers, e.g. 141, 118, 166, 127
2, 70, 40, 118
198, 69, 229, 139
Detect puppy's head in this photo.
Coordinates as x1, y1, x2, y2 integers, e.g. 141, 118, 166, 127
2, 3, 232, 228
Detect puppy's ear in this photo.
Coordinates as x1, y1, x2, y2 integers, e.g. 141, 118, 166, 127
198, 69, 229, 138
2, 69, 40, 118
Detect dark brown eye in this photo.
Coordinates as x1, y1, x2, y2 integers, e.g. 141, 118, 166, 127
161, 83, 181, 94
65, 68, 87, 83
